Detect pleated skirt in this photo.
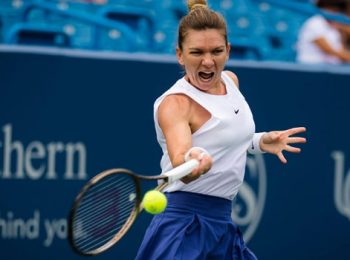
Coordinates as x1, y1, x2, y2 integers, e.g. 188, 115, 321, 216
135, 191, 257, 260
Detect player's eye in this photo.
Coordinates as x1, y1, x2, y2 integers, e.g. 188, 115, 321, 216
213, 49, 224, 55
190, 50, 202, 55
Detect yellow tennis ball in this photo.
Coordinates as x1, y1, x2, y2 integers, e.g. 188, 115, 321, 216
142, 190, 167, 215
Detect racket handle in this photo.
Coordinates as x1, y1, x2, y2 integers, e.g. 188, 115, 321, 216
163, 159, 199, 183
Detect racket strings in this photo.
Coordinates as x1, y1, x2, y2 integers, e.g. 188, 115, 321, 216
75, 208, 135, 242
71, 172, 138, 254
74, 192, 136, 238
75, 178, 134, 220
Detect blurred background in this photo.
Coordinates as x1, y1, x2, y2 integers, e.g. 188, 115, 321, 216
1, 0, 350, 259
0, 0, 345, 61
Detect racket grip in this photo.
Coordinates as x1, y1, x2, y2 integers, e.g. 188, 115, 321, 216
163, 159, 199, 183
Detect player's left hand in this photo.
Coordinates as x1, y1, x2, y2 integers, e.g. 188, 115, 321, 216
260, 127, 307, 163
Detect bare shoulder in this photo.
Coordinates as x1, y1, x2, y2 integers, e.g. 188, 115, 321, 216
224, 70, 239, 89
159, 94, 191, 111
158, 94, 192, 122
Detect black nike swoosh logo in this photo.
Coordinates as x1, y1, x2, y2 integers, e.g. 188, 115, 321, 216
234, 109, 239, 114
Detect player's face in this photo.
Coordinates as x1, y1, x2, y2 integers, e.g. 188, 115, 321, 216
176, 29, 230, 94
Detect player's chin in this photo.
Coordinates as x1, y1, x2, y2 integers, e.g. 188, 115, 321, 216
195, 81, 214, 92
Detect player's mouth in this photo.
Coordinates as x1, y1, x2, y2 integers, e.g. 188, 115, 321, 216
198, 71, 214, 81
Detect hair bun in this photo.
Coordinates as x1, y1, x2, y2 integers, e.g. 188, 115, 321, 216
188, 0, 208, 11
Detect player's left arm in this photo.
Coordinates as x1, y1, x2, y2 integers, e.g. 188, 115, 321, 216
224, 71, 307, 163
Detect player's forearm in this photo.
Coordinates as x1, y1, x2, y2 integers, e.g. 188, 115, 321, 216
336, 49, 350, 62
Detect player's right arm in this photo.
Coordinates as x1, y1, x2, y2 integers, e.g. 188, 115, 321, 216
157, 94, 211, 183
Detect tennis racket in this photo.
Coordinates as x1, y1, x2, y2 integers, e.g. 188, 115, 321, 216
67, 159, 199, 256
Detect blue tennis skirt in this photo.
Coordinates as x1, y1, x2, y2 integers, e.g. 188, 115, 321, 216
135, 191, 257, 260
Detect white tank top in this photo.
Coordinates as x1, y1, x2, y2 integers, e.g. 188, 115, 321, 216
154, 72, 255, 200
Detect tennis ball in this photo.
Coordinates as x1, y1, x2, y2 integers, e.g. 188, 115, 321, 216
142, 190, 167, 215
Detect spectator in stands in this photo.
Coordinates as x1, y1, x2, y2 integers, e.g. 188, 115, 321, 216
341, 1, 350, 49
296, 0, 350, 64
136, 0, 306, 259
327, 1, 350, 52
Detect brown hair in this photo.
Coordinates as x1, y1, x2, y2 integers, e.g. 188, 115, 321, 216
316, 0, 348, 11
177, 0, 228, 50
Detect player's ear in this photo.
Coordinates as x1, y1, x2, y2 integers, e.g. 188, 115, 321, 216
176, 47, 184, 66
226, 43, 231, 60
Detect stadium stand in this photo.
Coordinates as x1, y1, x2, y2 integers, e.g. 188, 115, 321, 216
0, 0, 349, 61
5, 22, 71, 47
96, 5, 156, 51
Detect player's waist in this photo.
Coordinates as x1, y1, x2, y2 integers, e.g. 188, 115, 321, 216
164, 191, 232, 219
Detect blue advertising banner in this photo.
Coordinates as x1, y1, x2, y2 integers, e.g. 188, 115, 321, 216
0, 45, 349, 259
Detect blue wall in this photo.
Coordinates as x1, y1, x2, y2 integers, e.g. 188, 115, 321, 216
0, 46, 350, 259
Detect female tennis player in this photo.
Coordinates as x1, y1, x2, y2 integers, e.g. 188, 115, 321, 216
136, 0, 307, 259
